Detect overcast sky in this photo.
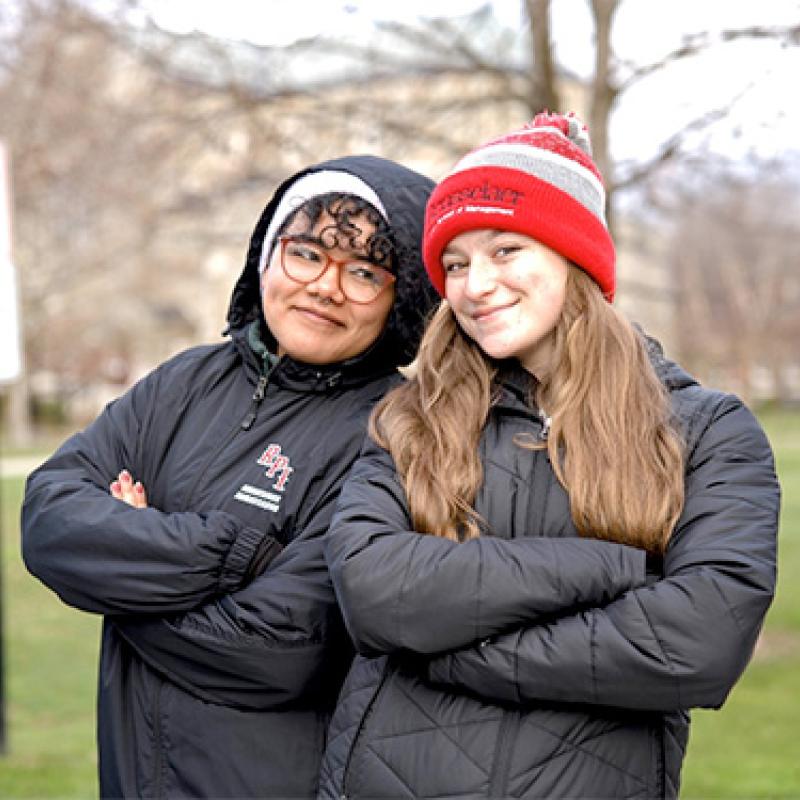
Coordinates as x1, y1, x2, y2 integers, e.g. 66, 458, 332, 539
131, 0, 800, 166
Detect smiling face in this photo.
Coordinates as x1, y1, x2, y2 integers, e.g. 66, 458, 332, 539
260, 208, 395, 365
442, 228, 569, 377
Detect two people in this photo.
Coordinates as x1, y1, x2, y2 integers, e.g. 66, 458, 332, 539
22, 155, 439, 797
24, 112, 779, 800
318, 114, 780, 798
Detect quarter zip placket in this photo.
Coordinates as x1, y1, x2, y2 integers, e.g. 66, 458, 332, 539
241, 369, 270, 430
181, 361, 276, 509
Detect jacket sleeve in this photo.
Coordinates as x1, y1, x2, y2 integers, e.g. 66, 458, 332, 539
427, 396, 779, 710
326, 438, 647, 656
21, 368, 271, 615
110, 484, 352, 710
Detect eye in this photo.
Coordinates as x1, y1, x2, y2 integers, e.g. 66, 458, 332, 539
494, 244, 522, 259
443, 259, 468, 275
347, 262, 385, 286
286, 242, 323, 262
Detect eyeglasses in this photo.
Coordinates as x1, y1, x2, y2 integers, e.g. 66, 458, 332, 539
278, 237, 396, 304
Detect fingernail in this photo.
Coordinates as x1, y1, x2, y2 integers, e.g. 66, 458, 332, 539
110, 481, 120, 492
135, 482, 144, 493
120, 470, 131, 482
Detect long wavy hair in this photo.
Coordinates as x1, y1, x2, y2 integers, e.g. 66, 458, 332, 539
370, 266, 685, 553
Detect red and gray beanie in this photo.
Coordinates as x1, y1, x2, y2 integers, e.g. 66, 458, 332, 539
422, 111, 616, 301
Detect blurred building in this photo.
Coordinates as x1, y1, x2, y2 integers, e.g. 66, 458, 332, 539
2, 5, 679, 425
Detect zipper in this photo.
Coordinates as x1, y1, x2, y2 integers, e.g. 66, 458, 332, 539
488, 711, 520, 798
487, 412, 550, 796
241, 371, 270, 430
151, 681, 165, 798
655, 718, 667, 799
341, 660, 393, 799
182, 362, 275, 507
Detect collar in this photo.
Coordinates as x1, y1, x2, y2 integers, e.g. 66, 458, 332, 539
492, 361, 550, 438
234, 319, 397, 393
495, 360, 538, 404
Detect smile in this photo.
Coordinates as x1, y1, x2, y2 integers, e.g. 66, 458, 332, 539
293, 306, 345, 327
472, 301, 518, 322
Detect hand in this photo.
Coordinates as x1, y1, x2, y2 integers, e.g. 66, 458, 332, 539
110, 470, 148, 509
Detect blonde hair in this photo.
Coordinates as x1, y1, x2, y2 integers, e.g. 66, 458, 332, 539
370, 266, 685, 552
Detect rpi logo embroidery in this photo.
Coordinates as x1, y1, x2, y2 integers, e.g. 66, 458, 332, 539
256, 443, 294, 491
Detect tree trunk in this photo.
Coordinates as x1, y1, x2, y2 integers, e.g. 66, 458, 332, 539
4, 378, 33, 447
525, 0, 560, 114
588, 0, 620, 233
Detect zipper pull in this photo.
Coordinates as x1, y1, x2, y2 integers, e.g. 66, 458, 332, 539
241, 409, 257, 431
252, 374, 268, 402
241, 374, 270, 430
538, 409, 551, 441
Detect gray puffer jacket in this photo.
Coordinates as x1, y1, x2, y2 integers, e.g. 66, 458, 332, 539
319, 350, 779, 799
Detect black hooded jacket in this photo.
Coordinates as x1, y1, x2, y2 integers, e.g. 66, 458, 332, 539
22, 156, 438, 798
319, 347, 780, 799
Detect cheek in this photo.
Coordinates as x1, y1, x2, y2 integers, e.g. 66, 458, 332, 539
545, 272, 568, 312
260, 273, 288, 330
444, 279, 465, 310
444, 283, 477, 334
525, 264, 567, 310
260, 268, 275, 300
358, 301, 392, 338
261, 266, 295, 306
260, 280, 275, 317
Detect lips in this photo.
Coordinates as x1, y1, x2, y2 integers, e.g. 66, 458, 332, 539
293, 305, 345, 327
472, 301, 517, 321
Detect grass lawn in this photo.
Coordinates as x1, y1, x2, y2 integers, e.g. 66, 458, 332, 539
0, 409, 799, 798
680, 409, 800, 798
0, 475, 100, 798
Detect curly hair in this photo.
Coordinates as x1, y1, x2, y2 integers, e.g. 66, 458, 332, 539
276, 193, 397, 270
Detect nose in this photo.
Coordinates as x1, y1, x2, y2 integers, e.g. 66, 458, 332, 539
307, 261, 345, 303
464, 254, 497, 299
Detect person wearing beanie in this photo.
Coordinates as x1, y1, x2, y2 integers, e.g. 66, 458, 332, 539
22, 155, 440, 798
318, 114, 779, 799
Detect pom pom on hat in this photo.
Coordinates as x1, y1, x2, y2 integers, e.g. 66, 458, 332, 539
423, 112, 616, 301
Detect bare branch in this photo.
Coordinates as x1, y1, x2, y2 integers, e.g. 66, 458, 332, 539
618, 24, 800, 91
612, 79, 759, 193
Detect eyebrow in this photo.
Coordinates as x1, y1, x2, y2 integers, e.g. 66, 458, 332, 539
442, 229, 506, 256
284, 233, 377, 263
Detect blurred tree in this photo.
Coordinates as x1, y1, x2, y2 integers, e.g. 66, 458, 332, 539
327, 0, 799, 229
1, 0, 204, 407
0, 0, 345, 421
1, 0, 798, 424
668, 163, 800, 403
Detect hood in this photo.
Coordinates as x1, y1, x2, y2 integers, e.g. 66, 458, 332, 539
226, 155, 441, 368
492, 333, 698, 415
642, 333, 698, 391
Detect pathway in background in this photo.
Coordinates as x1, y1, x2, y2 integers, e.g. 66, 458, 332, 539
0, 456, 44, 478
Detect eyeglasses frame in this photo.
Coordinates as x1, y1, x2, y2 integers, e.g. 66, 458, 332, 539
277, 236, 396, 305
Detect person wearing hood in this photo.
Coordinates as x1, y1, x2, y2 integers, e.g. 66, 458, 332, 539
21, 155, 439, 798
318, 115, 780, 799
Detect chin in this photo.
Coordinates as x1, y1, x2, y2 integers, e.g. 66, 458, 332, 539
285, 349, 337, 365
477, 341, 516, 362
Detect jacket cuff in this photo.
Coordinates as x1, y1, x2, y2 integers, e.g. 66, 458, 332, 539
218, 526, 271, 592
